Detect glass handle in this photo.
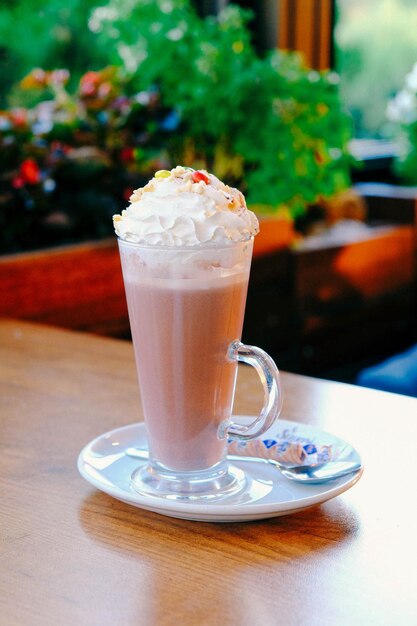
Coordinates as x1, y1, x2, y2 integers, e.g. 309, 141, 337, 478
227, 341, 283, 441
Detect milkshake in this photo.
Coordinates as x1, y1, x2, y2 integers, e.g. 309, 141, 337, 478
120, 244, 251, 472
114, 166, 282, 500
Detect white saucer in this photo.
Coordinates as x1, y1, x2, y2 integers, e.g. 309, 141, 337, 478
78, 419, 363, 522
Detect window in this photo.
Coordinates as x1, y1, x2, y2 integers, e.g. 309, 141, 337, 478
335, 0, 417, 139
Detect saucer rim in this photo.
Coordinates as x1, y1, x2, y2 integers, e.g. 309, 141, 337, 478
77, 419, 363, 521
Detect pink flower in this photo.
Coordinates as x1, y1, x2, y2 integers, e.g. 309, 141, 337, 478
79, 71, 100, 97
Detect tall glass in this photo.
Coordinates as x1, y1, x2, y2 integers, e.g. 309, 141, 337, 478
118, 238, 282, 501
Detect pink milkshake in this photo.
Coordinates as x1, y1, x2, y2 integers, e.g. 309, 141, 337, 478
120, 245, 251, 472
114, 166, 282, 500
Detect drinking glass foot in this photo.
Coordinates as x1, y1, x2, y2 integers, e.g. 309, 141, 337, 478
130, 461, 247, 502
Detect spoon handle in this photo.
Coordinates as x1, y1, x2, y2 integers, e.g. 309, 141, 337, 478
277, 460, 362, 483
125, 447, 362, 484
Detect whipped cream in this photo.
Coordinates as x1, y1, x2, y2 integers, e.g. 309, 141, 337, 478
113, 165, 259, 246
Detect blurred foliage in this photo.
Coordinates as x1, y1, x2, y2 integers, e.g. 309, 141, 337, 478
92, 0, 352, 214
1, 0, 352, 253
0, 0, 107, 105
396, 119, 417, 182
386, 62, 417, 183
0, 67, 173, 253
335, 0, 417, 138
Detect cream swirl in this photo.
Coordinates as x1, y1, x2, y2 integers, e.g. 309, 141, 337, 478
113, 166, 259, 246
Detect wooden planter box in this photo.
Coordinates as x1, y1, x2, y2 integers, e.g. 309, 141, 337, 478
2, 217, 416, 379
290, 224, 417, 372
0, 221, 295, 337
0, 239, 129, 336
244, 222, 417, 375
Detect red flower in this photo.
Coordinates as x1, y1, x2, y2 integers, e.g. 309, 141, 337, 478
10, 108, 28, 128
79, 71, 100, 97
120, 147, 135, 163
11, 176, 25, 189
20, 159, 41, 185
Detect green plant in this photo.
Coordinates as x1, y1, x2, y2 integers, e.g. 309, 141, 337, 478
92, 0, 352, 217
1, 0, 353, 254
0, 0, 107, 105
387, 61, 417, 183
0, 67, 173, 253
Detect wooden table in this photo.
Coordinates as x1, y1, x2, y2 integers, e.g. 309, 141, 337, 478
1, 319, 416, 626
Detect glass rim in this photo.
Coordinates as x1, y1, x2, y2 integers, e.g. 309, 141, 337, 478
116, 236, 254, 252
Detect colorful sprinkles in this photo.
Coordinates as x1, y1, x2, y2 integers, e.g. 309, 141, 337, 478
191, 170, 210, 184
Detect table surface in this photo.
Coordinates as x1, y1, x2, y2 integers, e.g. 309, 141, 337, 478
1, 319, 417, 626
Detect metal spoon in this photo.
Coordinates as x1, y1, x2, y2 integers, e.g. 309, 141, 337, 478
125, 447, 362, 485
